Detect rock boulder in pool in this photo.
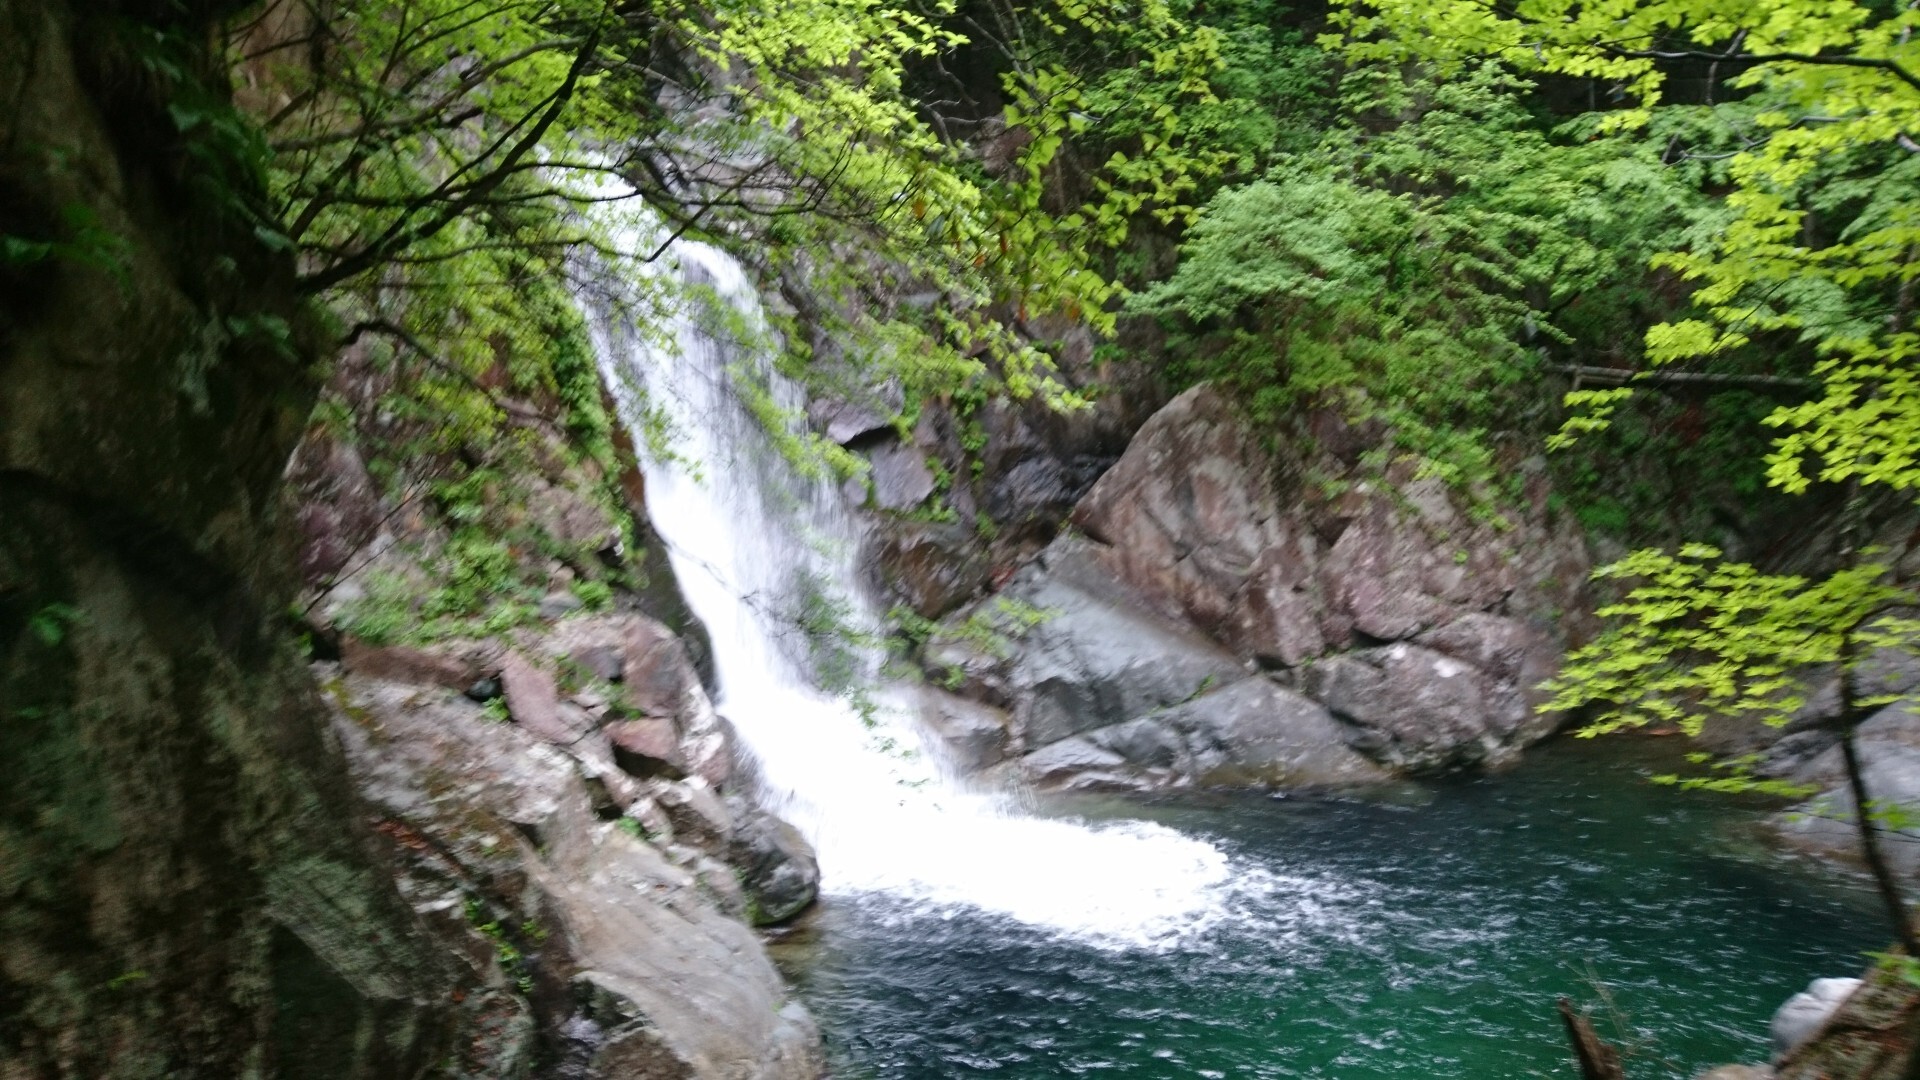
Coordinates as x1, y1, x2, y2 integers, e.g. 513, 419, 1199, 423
1773, 977, 1862, 1058
1018, 675, 1389, 791
924, 382, 1594, 786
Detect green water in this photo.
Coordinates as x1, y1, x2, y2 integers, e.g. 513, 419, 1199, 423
787, 738, 1885, 1078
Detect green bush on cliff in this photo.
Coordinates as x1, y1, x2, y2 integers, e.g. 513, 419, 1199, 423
1334, 0, 1920, 960
1133, 61, 1710, 488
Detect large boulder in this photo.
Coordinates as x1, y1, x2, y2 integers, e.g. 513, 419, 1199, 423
1019, 675, 1390, 792
1767, 704, 1920, 876
728, 805, 822, 927
1071, 384, 1589, 679
862, 437, 938, 511
926, 384, 1591, 784
927, 537, 1247, 751
1774, 978, 1863, 1059
329, 674, 825, 1078
1070, 381, 1318, 665
1300, 641, 1548, 772
928, 539, 1386, 790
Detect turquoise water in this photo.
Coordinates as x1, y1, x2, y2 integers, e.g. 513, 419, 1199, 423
787, 738, 1885, 1078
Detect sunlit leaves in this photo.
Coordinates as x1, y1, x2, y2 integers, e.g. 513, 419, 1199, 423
1543, 546, 1910, 735
239, 0, 1228, 425
1332, 0, 1920, 494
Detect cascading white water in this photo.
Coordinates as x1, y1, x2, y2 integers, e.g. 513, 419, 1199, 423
585, 218, 1250, 948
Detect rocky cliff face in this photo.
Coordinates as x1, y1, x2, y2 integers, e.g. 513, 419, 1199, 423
1, 1, 471, 1074
1, 3, 824, 1074
288, 310, 826, 1074
814, 314, 1173, 622
910, 384, 1595, 791
318, 622, 823, 1078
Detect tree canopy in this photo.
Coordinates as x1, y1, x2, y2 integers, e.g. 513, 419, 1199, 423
1324, 0, 1920, 946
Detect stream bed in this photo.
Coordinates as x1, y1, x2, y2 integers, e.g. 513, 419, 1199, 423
783, 737, 1882, 1079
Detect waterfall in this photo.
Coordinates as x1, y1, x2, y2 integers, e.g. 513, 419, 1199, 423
585, 225, 1244, 949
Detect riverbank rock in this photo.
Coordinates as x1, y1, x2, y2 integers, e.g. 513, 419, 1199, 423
921, 384, 1591, 788
928, 537, 1390, 792
1773, 963, 1920, 1079
328, 664, 824, 1078
729, 808, 823, 926
1760, 703, 1920, 878
1774, 977, 1863, 1058
1023, 674, 1392, 791
1299, 642, 1538, 773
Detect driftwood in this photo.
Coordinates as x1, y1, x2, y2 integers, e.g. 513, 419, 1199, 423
1558, 996, 1628, 1080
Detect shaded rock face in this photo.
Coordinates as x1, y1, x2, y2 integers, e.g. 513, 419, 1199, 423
810, 316, 1171, 623
925, 384, 1592, 789
871, 519, 994, 620
285, 432, 385, 581
0, 2, 474, 1074
1763, 703, 1920, 878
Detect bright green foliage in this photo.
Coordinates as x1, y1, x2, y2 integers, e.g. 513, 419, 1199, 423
1134, 62, 1706, 482
235, 0, 1235, 504
1545, 545, 1914, 735
234, 0, 1229, 637
1331, 2, 1920, 820
1651, 752, 1816, 798
1332, 0, 1920, 495
696, 0, 1237, 413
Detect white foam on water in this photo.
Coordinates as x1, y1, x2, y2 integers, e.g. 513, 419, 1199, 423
581, 208, 1248, 949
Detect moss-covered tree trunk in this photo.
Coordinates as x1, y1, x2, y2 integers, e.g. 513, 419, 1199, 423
0, 2, 461, 1075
